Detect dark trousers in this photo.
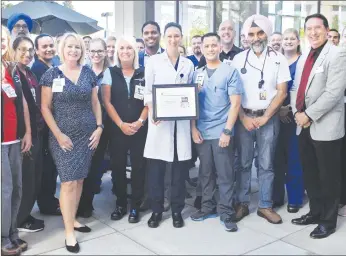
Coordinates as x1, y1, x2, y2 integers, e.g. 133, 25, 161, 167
17, 137, 42, 226
341, 104, 346, 205
196, 139, 236, 219
37, 131, 59, 212
148, 158, 187, 213
109, 128, 147, 209
273, 119, 304, 206
79, 123, 110, 212
298, 128, 342, 228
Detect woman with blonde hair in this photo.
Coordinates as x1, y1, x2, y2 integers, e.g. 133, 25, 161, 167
273, 28, 304, 213
40, 33, 103, 253
78, 37, 112, 218
102, 35, 148, 223
1, 25, 32, 256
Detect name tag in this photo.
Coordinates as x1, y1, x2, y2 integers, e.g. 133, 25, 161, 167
134, 85, 144, 100
259, 90, 267, 100
52, 78, 65, 93
223, 59, 232, 66
195, 74, 205, 87
315, 66, 324, 74
2, 83, 17, 98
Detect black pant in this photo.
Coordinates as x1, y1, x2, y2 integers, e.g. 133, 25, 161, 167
148, 158, 188, 213
298, 128, 342, 228
17, 137, 42, 226
37, 131, 59, 212
78, 122, 110, 212
341, 104, 346, 205
109, 128, 147, 210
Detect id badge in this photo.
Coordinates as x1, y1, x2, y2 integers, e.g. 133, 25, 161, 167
52, 78, 65, 93
259, 90, 267, 100
195, 74, 205, 87
134, 85, 144, 100
31, 88, 36, 102
223, 59, 232, 66
2, 83, 17, 98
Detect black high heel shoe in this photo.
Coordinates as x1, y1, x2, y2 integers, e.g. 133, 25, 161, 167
65, 240, 80, 253
74, 225, 91, 233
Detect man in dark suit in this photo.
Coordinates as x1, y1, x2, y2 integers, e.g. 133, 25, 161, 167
291, 14, 346, 239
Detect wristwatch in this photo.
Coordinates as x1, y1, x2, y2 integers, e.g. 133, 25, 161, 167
138, 118, 146, 126
97, 124, 104, 129
223, 128, 232, 136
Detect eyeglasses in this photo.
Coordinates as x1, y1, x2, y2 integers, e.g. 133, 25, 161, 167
17, 48, 35, 55
13, 24, 28, 30
90, 50, 105, 55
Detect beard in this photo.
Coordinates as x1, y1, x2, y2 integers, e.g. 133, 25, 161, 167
251, 39, 268, 54
193, 48, 201, 55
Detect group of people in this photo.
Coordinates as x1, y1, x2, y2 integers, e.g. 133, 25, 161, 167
1, 10, 346, 255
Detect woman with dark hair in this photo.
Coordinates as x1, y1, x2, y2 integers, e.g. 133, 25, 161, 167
1, 25, 32, 256
77, 38, 112, 218
144, 22, 194, 228
12, 36, 46, 233
272, 28, 304, 213
178, 45, 186, 57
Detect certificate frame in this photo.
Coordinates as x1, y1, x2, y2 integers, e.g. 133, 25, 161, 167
152, 83, 199, 121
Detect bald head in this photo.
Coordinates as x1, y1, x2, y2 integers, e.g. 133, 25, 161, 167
218, 20, 236, 45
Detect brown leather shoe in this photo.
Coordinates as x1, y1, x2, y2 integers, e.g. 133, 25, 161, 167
1, 242, 21, 256
235, 203, 249, 222
257, 208, 283, 224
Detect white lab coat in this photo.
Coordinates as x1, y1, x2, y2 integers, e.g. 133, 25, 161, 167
144, 52, 194, 162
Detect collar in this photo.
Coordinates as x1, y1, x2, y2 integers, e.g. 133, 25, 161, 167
144, 47, 163, 57
310, 40, 328, 55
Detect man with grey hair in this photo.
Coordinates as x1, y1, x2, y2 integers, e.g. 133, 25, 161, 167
232, 15, 291, 224
198, 19, 243, 68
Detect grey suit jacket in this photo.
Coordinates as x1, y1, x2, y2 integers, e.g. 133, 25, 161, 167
290, 42, 346, 141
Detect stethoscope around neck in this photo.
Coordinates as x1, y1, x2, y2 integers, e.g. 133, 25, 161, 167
240, 46, 277, 89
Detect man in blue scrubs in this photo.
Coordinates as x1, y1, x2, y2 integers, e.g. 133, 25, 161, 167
187, 35, 202, 68
190, 33, 243, 232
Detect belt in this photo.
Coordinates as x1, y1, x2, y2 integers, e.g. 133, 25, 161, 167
243, 108, 266, 117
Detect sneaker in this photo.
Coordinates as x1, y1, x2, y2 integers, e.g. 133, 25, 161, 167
27, 215, 44, 224
220, 218, 238, 232
338, 205, 346, 217
257, 208, 283, 224
190, 210, 218, 221
235, 203, 249, 222
1, 242, 21, 256
18, 220, 44, 232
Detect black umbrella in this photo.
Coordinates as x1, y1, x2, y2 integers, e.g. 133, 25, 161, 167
1, 1, 103, 36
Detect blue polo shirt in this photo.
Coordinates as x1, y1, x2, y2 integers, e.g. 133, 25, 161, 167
193, 62, 243, 140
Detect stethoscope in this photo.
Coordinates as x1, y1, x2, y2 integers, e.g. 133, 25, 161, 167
240, 46, 277, 89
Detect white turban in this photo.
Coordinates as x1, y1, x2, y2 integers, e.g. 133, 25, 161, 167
242, 14, 273, 38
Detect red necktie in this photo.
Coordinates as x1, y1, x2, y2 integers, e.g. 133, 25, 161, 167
296, 50, 315, 112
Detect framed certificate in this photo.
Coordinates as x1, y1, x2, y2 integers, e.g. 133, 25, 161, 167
152, 84, 199, 121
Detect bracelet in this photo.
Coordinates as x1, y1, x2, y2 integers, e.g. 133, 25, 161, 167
119, 121, 123, 128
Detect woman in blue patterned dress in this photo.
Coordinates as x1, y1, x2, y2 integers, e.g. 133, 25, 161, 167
40, 33, 103, 253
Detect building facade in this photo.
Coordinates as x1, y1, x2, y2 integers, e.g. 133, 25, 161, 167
113, 1, 346, 47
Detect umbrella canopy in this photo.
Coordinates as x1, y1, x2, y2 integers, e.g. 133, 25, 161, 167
1, 1, 103, 36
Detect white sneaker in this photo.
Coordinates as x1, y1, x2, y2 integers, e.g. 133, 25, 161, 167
338, 205, 346, 217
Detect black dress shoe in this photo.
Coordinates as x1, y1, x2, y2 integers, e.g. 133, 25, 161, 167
111, 206, 127, 220
287, 204, 300, 213
128, 209, 139, 223
310, 225, 335, 239
172, 212, 184, 228
148, 213, 162, 228
292, 212, 319, 225
65, 240, 80, 253
74, 225, 91, 233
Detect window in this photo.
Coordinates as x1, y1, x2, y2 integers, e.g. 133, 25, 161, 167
321, 1, 346, 31
215, 1, 257, 47
155, 1, 176, 34
178, 1, 213, 48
